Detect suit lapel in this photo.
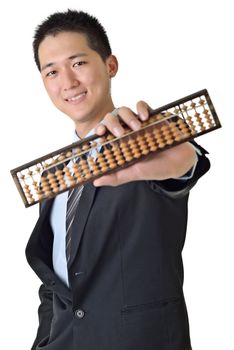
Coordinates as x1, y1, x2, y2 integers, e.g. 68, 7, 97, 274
26, 198, 54, 274
27, 182, 97, 294
26, 198, 72, 299
68, 182, 97, 268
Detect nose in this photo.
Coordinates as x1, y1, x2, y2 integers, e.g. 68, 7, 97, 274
62, 68, 79, 91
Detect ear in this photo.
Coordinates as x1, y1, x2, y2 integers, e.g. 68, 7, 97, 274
106, 55, 118, 78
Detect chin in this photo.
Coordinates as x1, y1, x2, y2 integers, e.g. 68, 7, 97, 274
70, 113, 93, 124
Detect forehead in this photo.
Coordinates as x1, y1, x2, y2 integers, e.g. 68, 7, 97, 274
38, 31, 94, 67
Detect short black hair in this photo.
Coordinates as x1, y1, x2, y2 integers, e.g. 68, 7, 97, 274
33, 9, 112, 70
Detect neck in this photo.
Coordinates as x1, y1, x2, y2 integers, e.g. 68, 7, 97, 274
75, 102, 115, 139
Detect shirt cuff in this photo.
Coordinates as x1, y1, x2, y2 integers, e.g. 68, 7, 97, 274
173, 144, 201, 181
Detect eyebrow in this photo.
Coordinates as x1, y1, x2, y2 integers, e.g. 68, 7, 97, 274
41, 53, 88, 72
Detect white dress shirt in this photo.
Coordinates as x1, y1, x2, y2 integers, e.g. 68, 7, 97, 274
50, 129, 94, 286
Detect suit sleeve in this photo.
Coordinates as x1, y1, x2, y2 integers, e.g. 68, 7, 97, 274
147, 140, 210, 198
31, 284, 53, 350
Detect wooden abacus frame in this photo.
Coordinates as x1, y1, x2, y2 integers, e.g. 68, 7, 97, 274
11, 89, 221, 207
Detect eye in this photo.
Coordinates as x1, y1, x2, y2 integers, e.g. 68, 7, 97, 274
46, 70, 57, 77
73, 61, 87, 68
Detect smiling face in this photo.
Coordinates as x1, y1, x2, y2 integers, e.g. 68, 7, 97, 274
38, 31, 118, 137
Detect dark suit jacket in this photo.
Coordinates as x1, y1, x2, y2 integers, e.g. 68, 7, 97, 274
26, 142, 210, 350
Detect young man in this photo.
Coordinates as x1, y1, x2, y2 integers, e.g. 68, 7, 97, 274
26, 9, 210, 350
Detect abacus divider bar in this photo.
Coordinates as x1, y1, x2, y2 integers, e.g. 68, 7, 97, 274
11, 88, 222, 208
11, 114, 175, 207
23, 110, 221, 209
10, 89, 211, 176
23, 122, 211, 207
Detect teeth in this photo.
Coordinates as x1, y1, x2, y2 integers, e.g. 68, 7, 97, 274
67, 92, 86, 102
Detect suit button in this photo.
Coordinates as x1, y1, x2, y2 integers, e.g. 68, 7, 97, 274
75, 309, 85, 319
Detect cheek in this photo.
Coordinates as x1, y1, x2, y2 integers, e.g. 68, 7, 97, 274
89, 71, 110, 95
44, 81, 60, 100
86, 66, 109, 87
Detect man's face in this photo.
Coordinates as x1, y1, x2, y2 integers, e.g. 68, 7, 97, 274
38, 31, 117, 131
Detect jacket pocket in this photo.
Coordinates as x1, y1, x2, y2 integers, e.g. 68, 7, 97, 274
121, 296, 181, 325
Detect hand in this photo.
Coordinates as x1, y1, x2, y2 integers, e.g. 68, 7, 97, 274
95, 101, 150, 138
93, 101, 150, 186
93, 101, 197, 187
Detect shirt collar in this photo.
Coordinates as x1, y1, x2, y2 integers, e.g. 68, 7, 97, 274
73, 128, 101, 159
73, 128, 95, 142
73, 107, 118, 142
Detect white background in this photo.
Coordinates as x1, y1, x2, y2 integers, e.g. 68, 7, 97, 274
0, 0, 233, 348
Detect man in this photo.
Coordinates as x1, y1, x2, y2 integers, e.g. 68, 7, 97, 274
26, 9, 210, 350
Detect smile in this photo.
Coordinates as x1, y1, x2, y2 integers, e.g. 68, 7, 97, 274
66, 92, 87, 102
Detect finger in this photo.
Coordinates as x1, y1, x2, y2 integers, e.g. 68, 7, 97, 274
93, 165, 137, 187
136, 101, 152, 121
101, 113, 125, 137
115, 107, 141, 131
95, 106, 142, 138
95, 122, 107, 136
93, 173, 118, 187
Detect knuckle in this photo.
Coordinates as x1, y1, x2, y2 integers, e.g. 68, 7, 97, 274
103, 113, 115, 125
119, 106, 131, 114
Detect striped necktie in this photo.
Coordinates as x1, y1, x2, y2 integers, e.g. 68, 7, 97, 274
66, 184, 84, 262
65, 155, 85, 264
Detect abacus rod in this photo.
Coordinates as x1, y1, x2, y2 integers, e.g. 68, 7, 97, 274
10, 88, 222, 208
40, 114, 176, 172
15, 116, 221, 207
32, 119, 219, 206
29, 102, 218, 176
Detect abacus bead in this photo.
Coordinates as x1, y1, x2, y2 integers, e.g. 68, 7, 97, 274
100, 165, 108, 172
133, 152, 141, 158
83, 172, 92, 179
64, 166, 71, 174
158, 140, 166, 148
165, 137, 174, 145
52, 186, 60, 193
58, 154, 66, 161
42, 184, 51, 192
174, 135, 182, 141
149, 145, 158, 151
116, 157, 125, 165
125, 155, 133, 162
73, 172, 83, 182
109, 161, 117, 169
160, 125, 169, 132
45, 191, 53, 197
105, 156, 117, 168
66, 151, 73, 158
82, 144, 90, 151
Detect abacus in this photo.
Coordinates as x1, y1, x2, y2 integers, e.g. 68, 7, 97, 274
11, 89, 221, 207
